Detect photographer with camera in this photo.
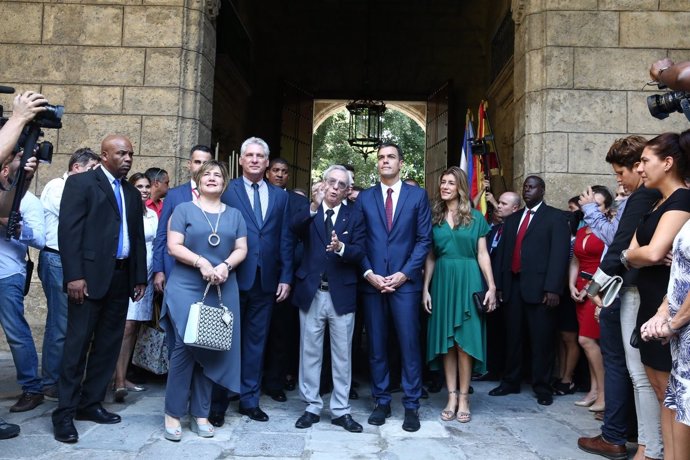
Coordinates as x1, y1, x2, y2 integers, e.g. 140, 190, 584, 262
650, 58, 690, 92
0, 91, 47, 166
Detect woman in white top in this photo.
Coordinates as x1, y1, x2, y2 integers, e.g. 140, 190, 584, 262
113, 172, 159, 401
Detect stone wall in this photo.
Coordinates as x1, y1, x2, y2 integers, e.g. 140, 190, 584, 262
0, 0, 217, 351
512, 0, 690, 206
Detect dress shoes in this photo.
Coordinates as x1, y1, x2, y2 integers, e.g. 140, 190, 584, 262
284, 378, 296, 392
265, 389, 287, 402
295, 411, 320, 429
577, 434, 627, 460
53, 417, 78, 443
10, 392, 44, 412
402, 409, 421, 432
75, 406, 121, 424
536, 394, 553, 406
331, 414, 363, 433
367, 403, 391, 426
0, 418, 20, 440
208, 411, 225, 428
239, 406, 269, 422
488, 384, 520, 396
427, 380, 443, 393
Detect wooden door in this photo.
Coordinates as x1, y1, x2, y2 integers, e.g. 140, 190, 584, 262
279, 81, 314, 191
425, 81, 451, 198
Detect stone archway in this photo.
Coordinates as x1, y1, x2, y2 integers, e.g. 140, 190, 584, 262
313, 100, 427, 133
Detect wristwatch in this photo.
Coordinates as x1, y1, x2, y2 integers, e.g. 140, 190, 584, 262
223, 261, 232, 271
620, 249, 630, 270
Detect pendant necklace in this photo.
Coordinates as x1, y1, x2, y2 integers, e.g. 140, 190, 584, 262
200, 204, 223, 247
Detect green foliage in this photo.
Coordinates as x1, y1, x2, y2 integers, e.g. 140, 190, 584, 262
312, 108, 426, 188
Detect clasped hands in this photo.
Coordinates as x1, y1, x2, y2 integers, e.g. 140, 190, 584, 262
640, 313, 675, 345
199, 259, 229, 285
366, 271, 408, 293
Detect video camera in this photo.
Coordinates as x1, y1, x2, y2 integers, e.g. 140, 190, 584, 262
647, 84, 690, 122
0, 85, 63, 240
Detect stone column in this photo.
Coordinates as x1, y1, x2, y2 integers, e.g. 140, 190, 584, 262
512, 0, 690, 206
0, 0, 218, 350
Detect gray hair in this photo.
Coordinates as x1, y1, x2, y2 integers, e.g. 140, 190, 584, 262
323, 164, 353, 187
240, 137, 270, 157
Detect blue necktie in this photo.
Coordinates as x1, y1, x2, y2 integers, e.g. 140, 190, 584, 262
114, 179, 124, 258
252, 183, 263, 227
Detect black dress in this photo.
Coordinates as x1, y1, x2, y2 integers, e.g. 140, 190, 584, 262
635, 188, 690, 372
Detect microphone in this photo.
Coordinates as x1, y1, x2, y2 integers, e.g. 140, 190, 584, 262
0, 86, 15, 94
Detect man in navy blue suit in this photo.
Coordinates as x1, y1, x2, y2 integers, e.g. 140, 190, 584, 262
354, 142, 432, 432
151, 145, 213, 291
210, 137, 293, 425
291, 165, 366, 433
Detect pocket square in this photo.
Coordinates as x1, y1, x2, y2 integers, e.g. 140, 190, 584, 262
342, 231, 349, 235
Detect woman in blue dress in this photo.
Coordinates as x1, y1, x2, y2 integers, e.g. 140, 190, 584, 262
423, 166, 496, 424
162, 160, 247, 441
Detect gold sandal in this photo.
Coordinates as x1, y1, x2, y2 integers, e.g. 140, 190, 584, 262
457, 392, 471, 423
440, 390, 458, 422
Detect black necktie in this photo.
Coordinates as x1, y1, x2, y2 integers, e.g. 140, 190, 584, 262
323, 209, 334, 281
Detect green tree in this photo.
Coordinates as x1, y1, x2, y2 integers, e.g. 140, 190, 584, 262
312, 108, 425, 188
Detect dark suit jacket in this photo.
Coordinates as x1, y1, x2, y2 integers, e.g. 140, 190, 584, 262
152, 182, 193, 277
58, 167, 147, 299
288, 190, 309, 268
221, 178, 293, 292
291, 204, 365, 315
354, 182, 432, 294
487, 222, 503, 277
496, 202, 570, 304
598, 185, 661, 286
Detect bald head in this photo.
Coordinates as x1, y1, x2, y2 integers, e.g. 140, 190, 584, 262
497, 191, 521, 218
101, 135, 134, 179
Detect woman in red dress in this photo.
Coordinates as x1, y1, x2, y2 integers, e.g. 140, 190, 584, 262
569, 185, 613, 412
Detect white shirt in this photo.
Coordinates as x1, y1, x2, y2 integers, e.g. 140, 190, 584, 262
0, 192, 45, 279
100, 167, 130, 258
191, 179, 199, 203
517, 201, 543, 232
380, 180, 403, 218
40, 172, 68, 250
242, 176, 268, 220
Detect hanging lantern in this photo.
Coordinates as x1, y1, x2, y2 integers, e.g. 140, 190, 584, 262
346, 99, 386, 159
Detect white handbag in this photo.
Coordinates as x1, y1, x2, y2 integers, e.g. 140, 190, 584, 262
183, 282, 234, 351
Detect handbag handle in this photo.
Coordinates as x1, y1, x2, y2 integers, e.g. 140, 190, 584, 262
200, 282, 223, 305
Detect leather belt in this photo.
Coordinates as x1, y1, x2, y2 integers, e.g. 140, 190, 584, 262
114, 258, 129, 270
42, 246, 59, 255
319, 281, 329, 291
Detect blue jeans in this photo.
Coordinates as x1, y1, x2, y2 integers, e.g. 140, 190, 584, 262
599, 299, 631, 445
0, 274, 42, 394
38, 250, 68, 388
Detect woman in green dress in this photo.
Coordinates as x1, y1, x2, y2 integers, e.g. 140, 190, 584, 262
423, 166, 497, 423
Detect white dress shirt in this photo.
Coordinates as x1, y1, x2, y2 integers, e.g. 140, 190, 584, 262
242, 176, 268, 220
100, 167, 130, 258
40, 172, 68, 250
310, 202, 345, 256
380, 180, 403, 218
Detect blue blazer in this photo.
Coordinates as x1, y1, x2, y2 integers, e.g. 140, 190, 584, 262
221, 178, 294, 292
291, 204, 365, 315
354, 182, 432, 294
152, 182, 193, 277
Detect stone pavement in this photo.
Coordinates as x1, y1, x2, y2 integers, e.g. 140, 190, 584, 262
0, 352, 634, 459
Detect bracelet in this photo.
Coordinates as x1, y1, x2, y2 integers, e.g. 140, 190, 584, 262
667, 317, 681, 334
620, 249, 630, 270
193, 255, 201, 268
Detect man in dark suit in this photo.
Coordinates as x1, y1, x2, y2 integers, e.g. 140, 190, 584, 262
263, 157, 309, 401
210, 137, 293, 425
291, 165, 366, 433
52, 135, 147, 443
354, 142, 432, 432
152, 145, 213, 292
490, 175, 570, 406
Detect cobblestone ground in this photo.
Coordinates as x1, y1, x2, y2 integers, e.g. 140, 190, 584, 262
0, 353, 635, 459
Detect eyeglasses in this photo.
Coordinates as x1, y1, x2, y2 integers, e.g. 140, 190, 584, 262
326, 177, 348, 191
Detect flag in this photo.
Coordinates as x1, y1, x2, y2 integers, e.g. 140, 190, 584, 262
477, 100, 504, 178
473, 102, 488, 216
460, 109, 474, 177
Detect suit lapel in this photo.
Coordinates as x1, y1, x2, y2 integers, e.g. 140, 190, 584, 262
524, 204, 544, 239
392, 183, 410, 230
374, 183, 387, 230
232, 179, 258, 228
96, 168, 120, 214
334, 204, 350, 235
313, 207, 327, 245
264, 183, 276, 227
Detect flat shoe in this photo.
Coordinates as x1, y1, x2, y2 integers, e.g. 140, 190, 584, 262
589, 403, 605, 412
125, 385, 146, 392
574, 395, 597, 407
